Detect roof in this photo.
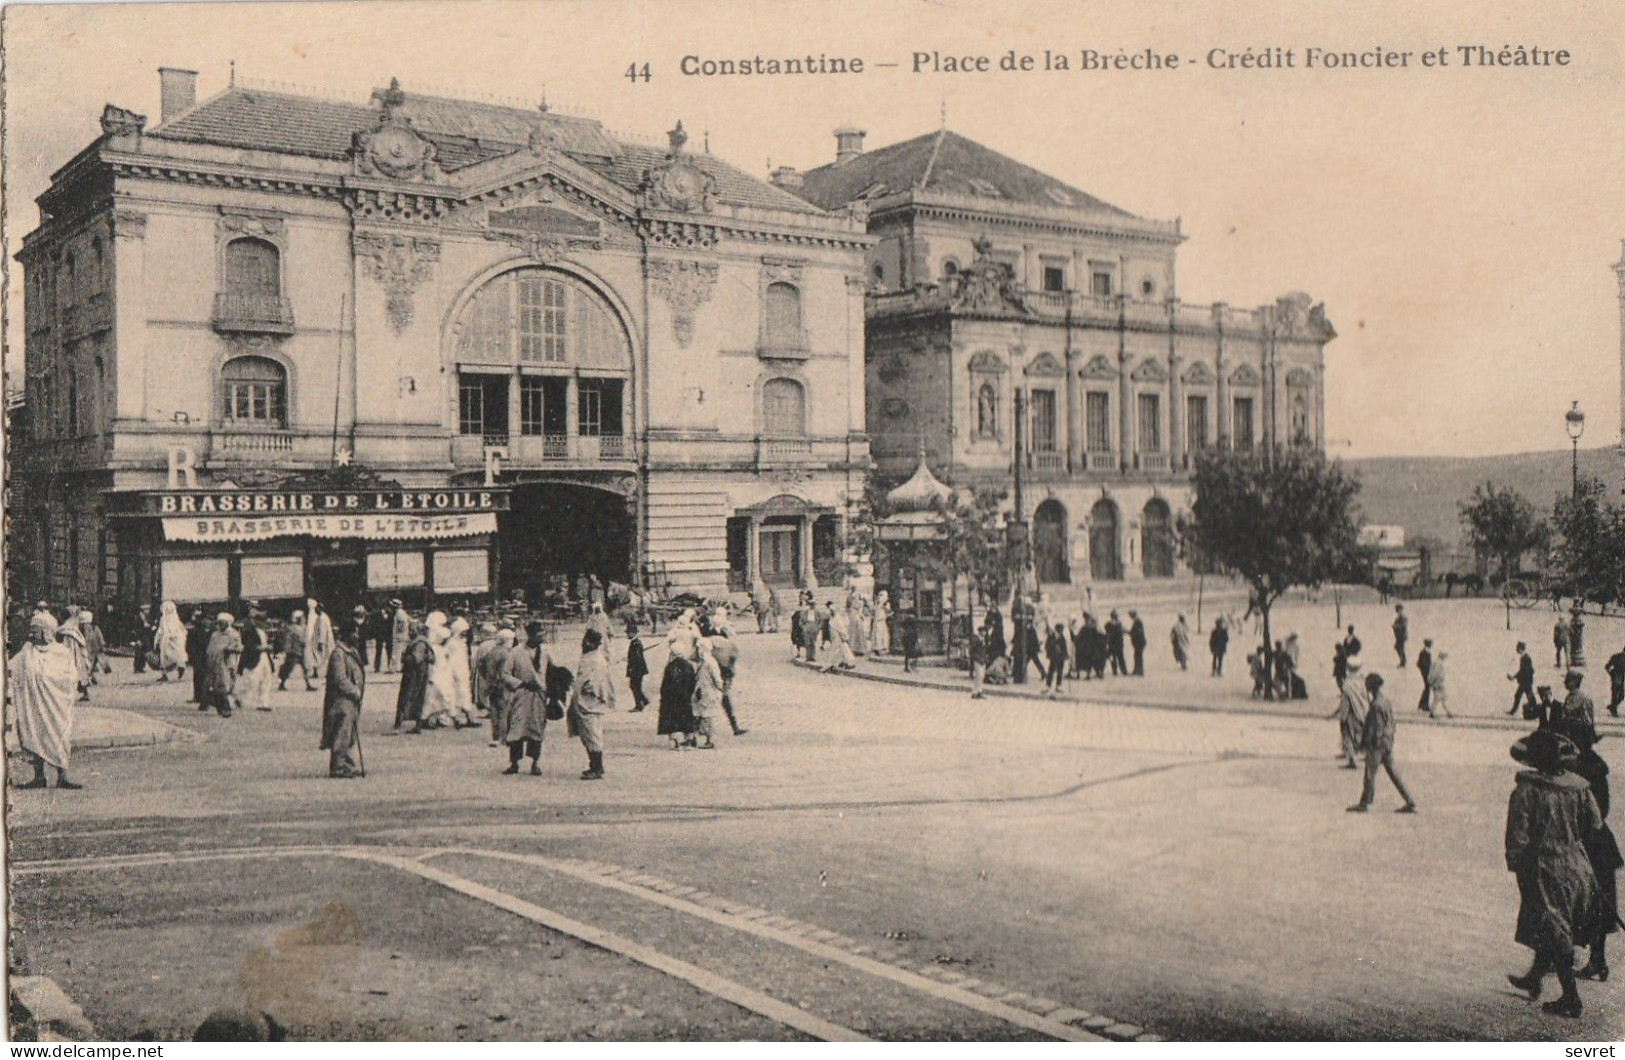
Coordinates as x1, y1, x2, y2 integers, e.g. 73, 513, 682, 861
886, 456, 955, 512
147, 85, 821, 213
794, 128, 1138, 219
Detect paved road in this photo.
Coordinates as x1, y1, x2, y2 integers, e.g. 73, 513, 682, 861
10, 631, 1623, 1040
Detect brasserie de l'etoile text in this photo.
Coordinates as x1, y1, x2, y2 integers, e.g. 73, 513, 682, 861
107, 488, 512, 613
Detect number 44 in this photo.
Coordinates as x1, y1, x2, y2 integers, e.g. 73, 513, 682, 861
626, 62, 651, 83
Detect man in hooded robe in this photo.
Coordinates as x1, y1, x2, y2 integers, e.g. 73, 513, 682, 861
394, 621, 432, 732
389, 599, 411, 675
1327, 655, 1369, 769
155, 600, 188, 681
57, 611, 91, 702
9, 612, 82, 789
304, 601, 335, 684
447, 617, 477, 725
204, 612, 244, 717
278, 610, 312, 691
421, 613, 457, 728
570, 628, 616, 778
80, 610, 108, 685
499, 625, 550, 775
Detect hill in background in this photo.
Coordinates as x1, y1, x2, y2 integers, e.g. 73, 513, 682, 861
1344, 447, 1623, 547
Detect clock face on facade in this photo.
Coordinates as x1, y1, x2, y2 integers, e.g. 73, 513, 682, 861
649, 161, 713, 212
367, 125, 427, 178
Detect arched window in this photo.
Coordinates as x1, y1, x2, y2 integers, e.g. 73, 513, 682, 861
942, 258, 960, 279
976, 382, 998, 437
223, 238, 281, 298
453, 268, 629, 369
222, 355, 287, 427
764, 282, 803, 349
761, 378, 807, 436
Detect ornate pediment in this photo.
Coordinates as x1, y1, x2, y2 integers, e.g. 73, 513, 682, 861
1025, 352, 1066, 378
1229, 362, 1262, 387
947, 235, 1028, 317
1080, 354, 1119, 381
639, 123, 718, 214
967, 350, 1007, 374
1130, 357, 1169, 383
1181, 361, 1216, 386
353, 80, 443, 183
483, 199, 604, 262
1285, 366, 1317, 388
646, 258, 719, 348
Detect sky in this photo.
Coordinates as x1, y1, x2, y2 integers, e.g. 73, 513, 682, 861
4, 0, 1623, 459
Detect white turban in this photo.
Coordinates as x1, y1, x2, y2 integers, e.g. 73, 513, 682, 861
29, 611, 59, 634
217, 612, 236, 626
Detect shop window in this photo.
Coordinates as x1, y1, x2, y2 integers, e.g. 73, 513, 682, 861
434, 549, 490, 594
367, 551, 426, 590
241, 555, 304, 599
761, 377, 807, 436
222, 356, 288, 427
764, 282, 804, 349
223, 237, 281, 298
162, 557, 229, 603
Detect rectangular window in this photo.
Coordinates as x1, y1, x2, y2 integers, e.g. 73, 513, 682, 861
520, 377, 546, 436
1042, 265, 1066, 293
458, 375, 484, 436
367, 551, 426, 590
1138, 393, 1162, 453
1030, 389, 1058, 452
434, 549, 490, 594
1086, 392, 1112, 451
1091, 271, 1113, 297
517, 277, 569, 362
240, 555, 304, 599
1233, 396, 1255, 449
1186, 395, 1208, 450
578, 384, 603, 437
161, 557, 229, 604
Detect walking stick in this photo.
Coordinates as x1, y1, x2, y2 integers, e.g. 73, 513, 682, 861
355, 712, 366, 777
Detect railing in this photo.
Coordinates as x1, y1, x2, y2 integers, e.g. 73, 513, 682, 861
212, 289, 295, 335
214, 428, 294, 454
542, 434, 570, 460
1085, 449, 1118, 472
758, 435, 814, 461
1137, 451, 1171, 472
589, 434, 629, 460
1030, 450, 1065, 472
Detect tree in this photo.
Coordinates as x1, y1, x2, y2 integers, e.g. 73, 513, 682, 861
1549, 477, 1625, 608
1458, 482, 1550, 585
932, 484, 1008, 610
1180, 447, 1369, 700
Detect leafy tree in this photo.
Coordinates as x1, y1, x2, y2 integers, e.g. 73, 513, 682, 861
1180, 447, 1369, 700
1549, 477, 1625, 608
930, 484, 1009, 609
1458, 482, 1551, 584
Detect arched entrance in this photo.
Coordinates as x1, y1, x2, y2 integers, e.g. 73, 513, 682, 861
1142, 498, 1175, 579
1089, 499, 1122, 581
1034, 499, 1069, 584
499, 480, 635, 607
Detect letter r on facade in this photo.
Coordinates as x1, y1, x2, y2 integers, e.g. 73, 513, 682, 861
167, 445, 198, 489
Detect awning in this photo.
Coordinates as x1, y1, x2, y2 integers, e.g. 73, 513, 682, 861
163, 511, 498, 543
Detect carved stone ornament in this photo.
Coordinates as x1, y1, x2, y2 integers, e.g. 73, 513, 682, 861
1181, 361, 1216, 386
947, 236, 1028, 317
1229, 362, 1262, 387
640, 157, 718, 214
100, 104, 147, 138
1080, 354, 1119, 381
485, 202, 603, 263
1025, 352, 1067, 378
646, 259, 718, 347
967, 350, 1007, 374
352, 78, 443, 183
354, 232, 440, 333
1130, 357, 1170, 383
219, 210, 286, 239
1285, 366, 1317, 388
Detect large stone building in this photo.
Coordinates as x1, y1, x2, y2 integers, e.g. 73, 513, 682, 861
783, 127, 1335, 593
12, 70, 872, 613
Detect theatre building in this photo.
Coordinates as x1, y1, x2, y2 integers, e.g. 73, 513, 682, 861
783, 127, 1335, 589
11, 69, 872, 613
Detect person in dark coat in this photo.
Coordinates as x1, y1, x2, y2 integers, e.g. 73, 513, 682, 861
1209, 618, 1229, 677
1043, 623, 1069, 696
1572, 734, 1622, 982
1507, 641, 1538, 717
626, 619, 651, 711
657, 644, 698, 749
983, 605, 1006, 663
1346, 672, 1416, 811
1505, 729, 1607, 1017
500, 626, 551, 775
394, 621, 432, 732
1392, 604, 1408, 667
1416, 638, 1434, 713
1605, 645, 1625, 720
900, 612, 920, 672
1128, 611, 1147, 677
132, 604, 155, 674
186, 610, 212, 704
1105, 612, 1127, 676
321, 619, 366, 779
1342, 625, 1362, 660
365, 604, 393, 673
1083, 614, 1107, 679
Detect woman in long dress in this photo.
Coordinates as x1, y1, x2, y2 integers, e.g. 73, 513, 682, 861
155, 600, 188, 680
448, 616, 476, 723
658, 630, 699, 750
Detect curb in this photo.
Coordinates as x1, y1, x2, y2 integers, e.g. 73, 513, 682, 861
72, 711, 202, 752
788, 657, 1612, 734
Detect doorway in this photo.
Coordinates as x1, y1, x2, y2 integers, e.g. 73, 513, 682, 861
1033, 499, 1069, 584
759, 520, 800, 587
1089, 498, 1121, 581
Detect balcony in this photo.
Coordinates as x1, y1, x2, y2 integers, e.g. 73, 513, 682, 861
1029, 450, 1066, 472
213, 289, 294, 336
212, 428, 294, 456
480, 433, 634, 466
757, 435, 814, 462
1085, 449, 1119, 472
1136, 451, 1171, 473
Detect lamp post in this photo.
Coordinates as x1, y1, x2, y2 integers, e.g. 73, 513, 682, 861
1565, 401, 1585, 496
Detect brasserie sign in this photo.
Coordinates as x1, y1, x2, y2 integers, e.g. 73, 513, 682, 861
139, 489, 510, 516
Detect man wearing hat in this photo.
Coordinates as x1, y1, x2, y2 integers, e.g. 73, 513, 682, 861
237, 604, 273, 712
321, 615, 367, 779
1425, 647, 1453, 720
1549, 671, 1600, 753
8, 611, 83, 790
1327, 654, 1369, 768
1416, 638, 1434, 713
1505, 729, 1608, 1017
203, 612, 244, 718
1347, 672, 1417, 813
364, 601, 393, 674
1604, 643, 1625, 720
1507, 641, 1537, 718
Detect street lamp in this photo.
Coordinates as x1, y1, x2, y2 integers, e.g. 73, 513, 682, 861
1565, 401, 1585, 496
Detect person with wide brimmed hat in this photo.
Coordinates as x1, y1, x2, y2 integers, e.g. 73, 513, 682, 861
1347, 672, 1416, 813
1326, 655, 1369, 768
1505, 728, 1609, 1017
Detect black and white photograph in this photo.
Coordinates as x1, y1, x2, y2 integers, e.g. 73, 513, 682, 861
3, 0, 1623, 1044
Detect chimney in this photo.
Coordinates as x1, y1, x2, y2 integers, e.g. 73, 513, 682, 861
834, 126, 866, 165
770, 166, 803, 190
158, 67, 199, 124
